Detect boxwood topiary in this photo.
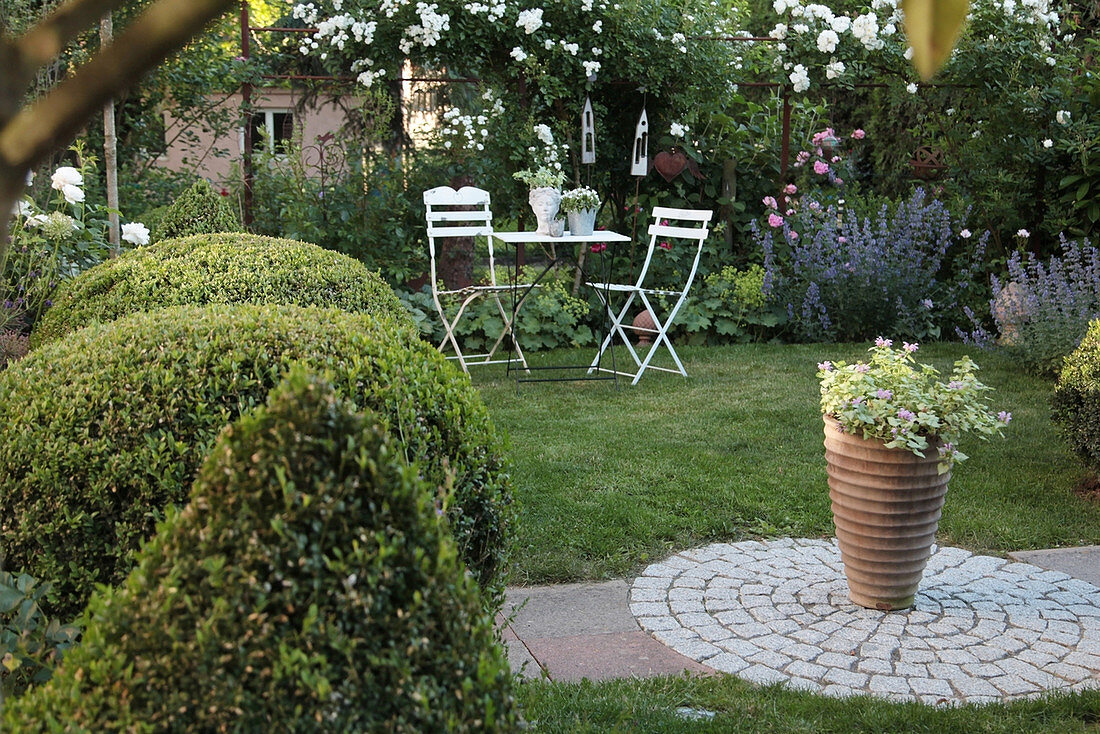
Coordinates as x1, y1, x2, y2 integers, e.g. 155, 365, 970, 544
154, 179, 240, 240
0, 304, 513, 622
1052, 319, 1100, 475
32, 233, 414, 345
5, 370, 516, 731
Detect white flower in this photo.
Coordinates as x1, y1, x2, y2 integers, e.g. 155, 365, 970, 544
1042, 138, 1053, 148
770, 23, 788, 39
904, 46, 914, 60
51, 166, 82, 191
1017, 228, 1030, 238
789, 64, 810, 93
851, 13, 880, 48
592, 20, 602, 33
516, 8, 543, 34
1046, 56, 1056, 66
773, 0, 789, 13
510, 46, 528, 61
959, 229, 972, 238
906, 82, 918, 94
10, 198, 33, 217
25, 213, 49, 228
582, 59, 601, 77
1056, 109, 1071, 125
25, 171, 34, 186
825, 59, 846, 79
62, 184, 85, 204
534, 123, 554, 146
669, 121, 689, 138
793, 23, 809, 34
816, 29, 839, 53
121, 222, 151, 246
830, 15, 851, 32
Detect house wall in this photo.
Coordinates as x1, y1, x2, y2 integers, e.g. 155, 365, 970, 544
156, 88, 351, 187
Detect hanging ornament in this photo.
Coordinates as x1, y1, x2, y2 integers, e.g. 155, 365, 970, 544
581, 95, 596, 164
630, 107, 649, 177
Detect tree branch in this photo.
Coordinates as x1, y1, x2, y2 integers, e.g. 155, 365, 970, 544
0, 0, 235, 176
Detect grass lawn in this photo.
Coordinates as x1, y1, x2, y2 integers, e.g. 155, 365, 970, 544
473, 342, 1100, 731
475, 342, 1100, 586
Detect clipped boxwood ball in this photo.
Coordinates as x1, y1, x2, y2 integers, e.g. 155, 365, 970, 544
5, 370, 516, 731
0, 304, 514, 622
32, 233, 414, 345
154, 179, 240, 240
1052, 319, 1100, 475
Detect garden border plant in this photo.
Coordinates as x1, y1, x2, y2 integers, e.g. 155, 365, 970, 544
5, 369, 516, 731
0, 304, 515, 623
31, 232, 414, 345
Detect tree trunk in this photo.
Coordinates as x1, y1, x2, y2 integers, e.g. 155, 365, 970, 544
101, 13, 120, 255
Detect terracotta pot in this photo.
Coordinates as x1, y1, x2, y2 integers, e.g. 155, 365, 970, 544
632, 310, 656, 345
823, 415, 950, 611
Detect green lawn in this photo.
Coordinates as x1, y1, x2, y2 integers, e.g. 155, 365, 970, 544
475, 342, 1100, 586
472, 342, 1100, 731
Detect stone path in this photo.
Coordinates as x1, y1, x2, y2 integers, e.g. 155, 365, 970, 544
631, 538, 1100, 705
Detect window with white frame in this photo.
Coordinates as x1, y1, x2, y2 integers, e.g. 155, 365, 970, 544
244, 110, 294, 154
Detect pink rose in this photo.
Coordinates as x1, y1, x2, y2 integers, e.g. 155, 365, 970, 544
767, 213, 784, 228
762, 195, 778, 209
789, 230, 799, 239
784, 184, 797, 195
813, 160, 830, 175
851, 129, 866, 139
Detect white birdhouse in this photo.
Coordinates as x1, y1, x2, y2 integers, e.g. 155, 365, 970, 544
582, 96, 596, 164
631, 107, 649, 177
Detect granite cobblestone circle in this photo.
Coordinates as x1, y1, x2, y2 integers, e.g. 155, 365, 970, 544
631, 538, 1100, 705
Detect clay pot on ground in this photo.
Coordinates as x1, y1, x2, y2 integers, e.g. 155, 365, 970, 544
823, 415, 951, 611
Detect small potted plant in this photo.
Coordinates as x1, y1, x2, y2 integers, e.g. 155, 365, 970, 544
560, 186, 600, 236
514, 167, 566, 236
818, 338, 1011, 610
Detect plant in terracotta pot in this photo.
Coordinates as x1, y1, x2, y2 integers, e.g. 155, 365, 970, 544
817, 338, 1011, 611
560, 186, 601, 236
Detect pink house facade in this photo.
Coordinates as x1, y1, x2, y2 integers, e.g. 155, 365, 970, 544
155, 87, 350, 187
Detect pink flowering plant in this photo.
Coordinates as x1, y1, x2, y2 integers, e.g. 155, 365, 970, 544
818, 338, 1011, 469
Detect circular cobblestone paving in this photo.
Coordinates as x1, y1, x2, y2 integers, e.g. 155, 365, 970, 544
631, 538, 1100, 705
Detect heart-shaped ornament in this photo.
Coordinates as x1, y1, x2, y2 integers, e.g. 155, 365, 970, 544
653, 150, 687, 182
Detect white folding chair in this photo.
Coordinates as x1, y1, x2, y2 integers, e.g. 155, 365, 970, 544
586, 206, 713, 384
423, 185, 534, 373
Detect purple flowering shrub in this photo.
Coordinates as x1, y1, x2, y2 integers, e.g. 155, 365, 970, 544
757, 188, 987, 342
983, 236, 1100, 376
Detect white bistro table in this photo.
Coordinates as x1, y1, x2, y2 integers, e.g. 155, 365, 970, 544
493, 229, 632, 384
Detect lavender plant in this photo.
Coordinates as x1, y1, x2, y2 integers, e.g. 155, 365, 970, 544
985, 235, 1100, 376
757, 188, 987, 342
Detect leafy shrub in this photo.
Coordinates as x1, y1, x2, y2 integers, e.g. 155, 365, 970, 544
1052, 319, 1100, 475
402, 265, 596, 352
0, 304, 514, 622
757, 188, 987, 342
987, 236, 1100, 377
667, 264, 786, 345
154, 179, 240, 241
0, 572, 79, 699
5, 371, 516, 730
32, 233, 414, 345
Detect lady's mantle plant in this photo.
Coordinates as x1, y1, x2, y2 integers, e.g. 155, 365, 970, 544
560, 186, 600, 213
818, 338, 1011, 468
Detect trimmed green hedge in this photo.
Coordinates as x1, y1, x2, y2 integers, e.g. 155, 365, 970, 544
0, 304, 514, 622
5, 371, 516, 731
1052, 319, 1100, 475
154, 179, 240, 240
32, 233, 414, 345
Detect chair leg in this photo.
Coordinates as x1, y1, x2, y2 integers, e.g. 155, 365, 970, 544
588, 290, 643, 374
631, 292, 688, 384
488, 292, 530, 372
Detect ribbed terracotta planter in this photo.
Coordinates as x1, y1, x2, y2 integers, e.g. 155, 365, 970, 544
823, 415, 951, 611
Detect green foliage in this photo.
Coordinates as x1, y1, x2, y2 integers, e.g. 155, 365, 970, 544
403, 265, 595, 352
246, 132, 430, 286
0, 572, 79, 700
31, 233, 414, 345
819, 340, 1011, 466
0, 304, 515, 622
674, 264, 785, 345
4, 370, 516, 731
154, 179, 240, 241
1052, 319, 1100, 476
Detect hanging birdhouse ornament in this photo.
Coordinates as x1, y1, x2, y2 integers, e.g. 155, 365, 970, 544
581, 95, 596, 164
631, 107, 649, 177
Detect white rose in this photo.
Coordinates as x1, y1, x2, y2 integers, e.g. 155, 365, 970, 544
121, 221, 151, 246
51, 166, 82, 191
62, 184, 85, 204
